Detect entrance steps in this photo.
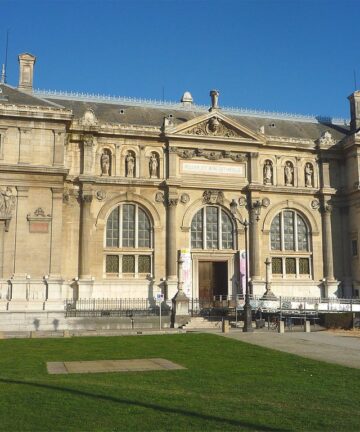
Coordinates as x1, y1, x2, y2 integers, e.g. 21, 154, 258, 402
182, 317, 222, 330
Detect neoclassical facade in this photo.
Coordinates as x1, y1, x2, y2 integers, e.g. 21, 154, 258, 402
0, 53, 359, 314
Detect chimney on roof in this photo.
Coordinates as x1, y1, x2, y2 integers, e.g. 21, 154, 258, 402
348, 91, 360, 132
18, 53, 36, 92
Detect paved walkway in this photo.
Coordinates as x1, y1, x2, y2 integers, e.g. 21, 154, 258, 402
216, 329, 360, 369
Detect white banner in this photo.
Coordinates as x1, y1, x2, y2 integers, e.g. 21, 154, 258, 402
180, 249, 192, 298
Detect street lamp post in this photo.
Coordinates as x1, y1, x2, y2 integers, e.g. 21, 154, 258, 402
230, 199, 253, 333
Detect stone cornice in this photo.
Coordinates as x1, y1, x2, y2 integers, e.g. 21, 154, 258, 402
70, 120, 161, 136
0, 164, 68, 175
0, 103, 73, 121
78, 174, 164, 186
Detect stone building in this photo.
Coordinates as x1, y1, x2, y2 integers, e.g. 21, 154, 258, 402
0, 53, 359, 319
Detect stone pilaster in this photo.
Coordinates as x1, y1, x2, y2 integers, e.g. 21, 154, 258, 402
250, 152, 260, 184
165, 195, 178, 298
79, 189, 93, 280
19, 128, 32, 164
0, 220, 5, 278
82, 134, 95, 175
53, 130, 65, 166
340, 206, 352, 296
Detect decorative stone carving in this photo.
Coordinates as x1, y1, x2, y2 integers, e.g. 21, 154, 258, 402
81, 192, 93, 203
149, 153, 159, 178
323, 202, 333, 214
311, 199, 320, 210
284, 161, 294, 186
126, 152, 135, 178
100, 150, 111, 176
180, 193, 190, 204
63, 190, 70, 204
230, 153, 246, 162
318, 130, 335, 147
238, 196, 247, 207
81, 108, 98, 127
210, 89, 220, 110
27, 208, 52, 233
262, 197, 270, 208
176, 148, 196, 159
155, 191, 164, 203
203, 151, 222, 160
184, 117, 238, 138
0, 186, 16, 219
167, 198, 179, 207
82, 134, 94, 147
96, 190, 106, 201
305, 163, 313, 187
263, 160, 273, 185
203, 190, 224, 205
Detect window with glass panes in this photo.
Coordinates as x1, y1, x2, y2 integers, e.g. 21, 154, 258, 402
105, 204, 152, 276
270, 210, 311, 277
191, 206, 233, 250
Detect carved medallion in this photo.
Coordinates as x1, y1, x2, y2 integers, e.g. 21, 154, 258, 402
184, 117, 238, 138
96, 190, 107, 201
155, 191, 164, 203
180, 193, 190, 204
311, 199, 320, 210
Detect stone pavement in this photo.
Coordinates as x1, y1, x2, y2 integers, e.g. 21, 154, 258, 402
47, 358, 186, 374
216, 329, 360, 369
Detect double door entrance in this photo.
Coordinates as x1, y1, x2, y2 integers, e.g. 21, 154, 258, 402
198, 261, 228, 299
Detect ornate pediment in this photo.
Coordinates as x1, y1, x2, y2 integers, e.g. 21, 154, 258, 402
166, 111, 265, 143
184, 117, 241, 138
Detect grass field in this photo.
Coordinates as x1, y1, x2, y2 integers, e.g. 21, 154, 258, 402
0, 333, 359, 431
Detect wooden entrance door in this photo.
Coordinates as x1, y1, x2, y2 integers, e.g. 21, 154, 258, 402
198, 261, 228, 299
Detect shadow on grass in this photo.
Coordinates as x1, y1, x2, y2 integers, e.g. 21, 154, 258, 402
0, 378, 289, 431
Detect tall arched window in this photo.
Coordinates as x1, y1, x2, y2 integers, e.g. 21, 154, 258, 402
270, 210, 311, 277
191, 206, 234, 250
105, 203, 152, 276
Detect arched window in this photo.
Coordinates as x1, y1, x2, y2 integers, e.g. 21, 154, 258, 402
270, 210, 311, 277
191, 206, 234, 250
105, 203, 152, 276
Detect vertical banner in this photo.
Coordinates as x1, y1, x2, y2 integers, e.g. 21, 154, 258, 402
180, 249, 192, 298
239, 249, 247, 294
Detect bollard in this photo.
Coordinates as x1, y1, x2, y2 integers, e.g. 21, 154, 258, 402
278, 321, 285, 334
222, 319, 229, 333
304, 320, 311, 333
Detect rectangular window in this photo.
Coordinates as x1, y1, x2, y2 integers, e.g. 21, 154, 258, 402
271, 214, 281, 250
299, 258, 310, 274
221, 212, 233, 249
106, 208, 119, 247
191, 210, 203, 249
106, 255, 119, 273
272, 257, 282, 274
122, 204, 135, 247
138, 255, 151, 273
283, 211, 295, 250
285, 257, 296, 274
352, 239, 358, 257
138, 209, 150, 247
122, 255, 135, 273
206, 207, 218, 249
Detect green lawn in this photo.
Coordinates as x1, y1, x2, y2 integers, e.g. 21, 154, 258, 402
0, 333, 359, 431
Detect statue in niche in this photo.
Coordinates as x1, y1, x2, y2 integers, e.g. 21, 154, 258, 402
263, 160, 273, 185
284, 162, 294, 186
100, 150, 111, 176
126, 152, 135, 178
305, 163, 313, 187
149, 153, 159, 178
0, 186, 15, 218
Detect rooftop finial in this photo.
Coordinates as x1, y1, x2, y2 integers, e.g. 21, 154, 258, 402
209, 89, 220, 111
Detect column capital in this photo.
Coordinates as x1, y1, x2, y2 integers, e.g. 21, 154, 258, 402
167, 198, 178, 207
80, 190, 93, 203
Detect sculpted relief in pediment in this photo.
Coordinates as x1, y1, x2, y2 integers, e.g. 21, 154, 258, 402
183, 117, 241, 138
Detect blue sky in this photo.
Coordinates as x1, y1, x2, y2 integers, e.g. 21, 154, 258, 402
1, 0, 360, 119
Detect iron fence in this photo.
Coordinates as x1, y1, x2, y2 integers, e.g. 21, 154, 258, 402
65, 298, 172, 318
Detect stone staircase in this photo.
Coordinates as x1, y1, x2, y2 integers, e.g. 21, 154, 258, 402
182, 316, 223, 330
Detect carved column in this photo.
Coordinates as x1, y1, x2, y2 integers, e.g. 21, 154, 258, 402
249, 201, 261, 280
0, 220, 5, 278
166, 197, 178, 280
321, 201, 335, 281
340, 206, 352, 296
79, 190, 93, 279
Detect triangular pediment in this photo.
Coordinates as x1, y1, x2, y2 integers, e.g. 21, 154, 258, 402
166, 111, 264, 142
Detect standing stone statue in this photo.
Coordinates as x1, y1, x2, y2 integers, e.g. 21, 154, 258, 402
284, 162, 294, 186
210, 89, 219, 110
126, 153, 135, 178
263, 160, 273, 185
100, 151, 110, 176
305, 163, 313, 187
150, 153, 158, 178
0, 186, 15, 218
